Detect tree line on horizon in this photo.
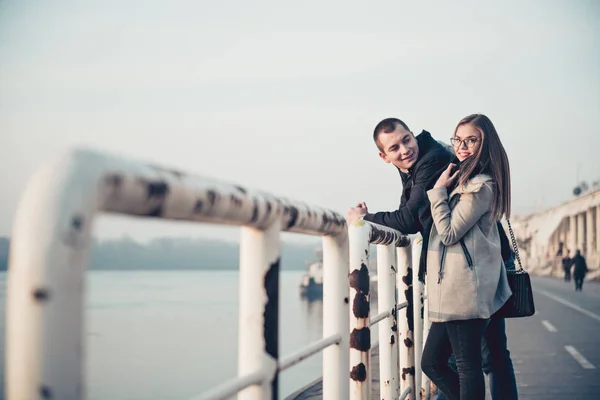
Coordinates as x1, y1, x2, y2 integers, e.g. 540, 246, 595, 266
0, 236, 322, 271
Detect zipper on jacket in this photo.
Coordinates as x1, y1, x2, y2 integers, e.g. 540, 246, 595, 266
438, 244, 447, 283
459, 239, 474, 269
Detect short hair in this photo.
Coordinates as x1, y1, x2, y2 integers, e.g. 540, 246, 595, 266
373, 118, 411, 151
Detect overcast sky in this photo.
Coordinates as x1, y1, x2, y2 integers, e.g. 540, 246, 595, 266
1, 0, 599, 243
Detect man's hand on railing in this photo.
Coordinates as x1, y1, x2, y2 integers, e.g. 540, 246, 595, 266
346, 202, 368, 225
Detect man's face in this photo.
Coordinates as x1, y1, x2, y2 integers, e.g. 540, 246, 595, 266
377, 126, 419, 172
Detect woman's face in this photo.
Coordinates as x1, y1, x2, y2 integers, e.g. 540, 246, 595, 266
453, 123, 482, 162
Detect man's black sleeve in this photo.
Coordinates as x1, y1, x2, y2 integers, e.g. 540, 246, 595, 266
363, 156, 448, 234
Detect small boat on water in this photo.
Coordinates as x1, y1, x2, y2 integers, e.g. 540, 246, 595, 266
299, 249, 323, 300
299, 249, 379, 300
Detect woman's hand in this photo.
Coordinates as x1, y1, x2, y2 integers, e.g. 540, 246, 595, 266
434, 163, 460, 189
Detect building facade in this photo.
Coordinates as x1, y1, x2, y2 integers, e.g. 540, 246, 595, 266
511, 188, 600, 276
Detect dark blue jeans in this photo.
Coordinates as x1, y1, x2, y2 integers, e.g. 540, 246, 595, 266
422, 319, 487, 400
436, 317, 518, 400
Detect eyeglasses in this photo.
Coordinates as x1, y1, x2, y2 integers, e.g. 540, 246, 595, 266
450, 137, 479, 148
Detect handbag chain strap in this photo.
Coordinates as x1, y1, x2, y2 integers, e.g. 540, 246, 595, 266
506, 219, 523, 271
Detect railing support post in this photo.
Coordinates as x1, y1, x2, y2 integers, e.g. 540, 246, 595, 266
421, 282, 432, 400
322, 233, 350, 400
348, 222, 371, 400
6, 157, 96, 400
238, 222, 281, 400
412, 237, 425, 399
376, 244, 399, 399
397, 242, 415, 400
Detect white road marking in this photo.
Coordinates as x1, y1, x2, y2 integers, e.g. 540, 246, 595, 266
541, 320, 557, 332
565, 345, 596, 369
536, 289, 600, 323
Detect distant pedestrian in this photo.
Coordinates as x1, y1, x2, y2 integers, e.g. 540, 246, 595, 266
572, 250, 588, 291
556, 242, 564, 257
562, 250, 573, 282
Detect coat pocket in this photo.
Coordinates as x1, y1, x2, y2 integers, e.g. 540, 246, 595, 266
438, 245, 479, 320
459, 239, 473, 269
439, 239, 473, 283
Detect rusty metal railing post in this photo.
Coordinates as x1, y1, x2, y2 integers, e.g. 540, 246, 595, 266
238, 222, 281, 400
397, 242, 415, 400
5, 154, 96, 400
376, 243, 399, 399
322, 233, 350, 400
412, 237, 425, 399
348, 221, 371, 400
421, 281, 432, 400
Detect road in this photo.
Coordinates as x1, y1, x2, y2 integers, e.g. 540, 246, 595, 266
505, 275, 600, 399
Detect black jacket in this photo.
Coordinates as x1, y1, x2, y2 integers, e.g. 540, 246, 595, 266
363, 130, 453, 282
573, 255, 588, 277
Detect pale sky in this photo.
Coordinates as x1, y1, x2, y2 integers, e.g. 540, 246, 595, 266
1, 0, 599, 243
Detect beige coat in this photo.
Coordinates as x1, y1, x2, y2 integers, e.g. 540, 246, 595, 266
426, 174, 511, 322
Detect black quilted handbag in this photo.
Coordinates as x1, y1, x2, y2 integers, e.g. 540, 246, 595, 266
492, 220, 536, 318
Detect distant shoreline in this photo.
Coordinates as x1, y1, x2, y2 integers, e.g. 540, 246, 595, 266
0, 236, 319, 272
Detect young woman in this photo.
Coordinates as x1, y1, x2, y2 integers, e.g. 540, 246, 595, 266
421, 114, 513, 400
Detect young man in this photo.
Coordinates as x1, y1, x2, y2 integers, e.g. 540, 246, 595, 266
346, 117, 452, 283
572, 250, 588, 291
347, 117, 519, 400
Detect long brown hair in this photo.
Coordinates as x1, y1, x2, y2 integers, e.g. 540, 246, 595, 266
454, 114, 511, 221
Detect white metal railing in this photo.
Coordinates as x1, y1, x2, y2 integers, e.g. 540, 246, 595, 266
4, 148, 430, 400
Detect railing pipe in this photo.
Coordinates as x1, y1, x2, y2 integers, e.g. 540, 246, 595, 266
348, 221, 371, 400
192, 371, 265, 400
238, 222, 281, 399
412, 238, 425, 398
397, 242, 415, 400
279, 334, 341, 372
322, 233, 350, 400
348, 219, 410, 400
421, 282, 432, 400
400, 387, 413, 400
370, 310, 392, 325
376, 243, 399, 399
6, 151, 98, 399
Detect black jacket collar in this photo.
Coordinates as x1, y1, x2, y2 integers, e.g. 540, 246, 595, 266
398, 130, 439, 182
